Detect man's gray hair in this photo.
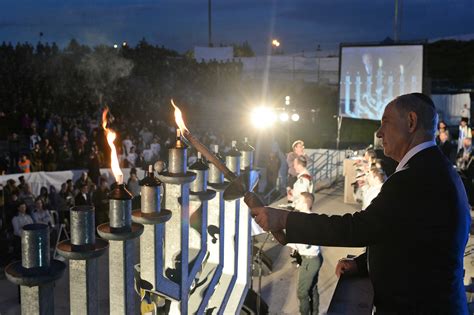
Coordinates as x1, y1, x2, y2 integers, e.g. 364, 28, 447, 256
390, 93, 438, 136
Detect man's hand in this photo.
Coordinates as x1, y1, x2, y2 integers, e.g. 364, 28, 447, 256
335, 258, 358, 277
251, 206, 289, 232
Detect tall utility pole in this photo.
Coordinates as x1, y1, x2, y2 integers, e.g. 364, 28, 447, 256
394, 0, 402, 42
208, 0, 212, 47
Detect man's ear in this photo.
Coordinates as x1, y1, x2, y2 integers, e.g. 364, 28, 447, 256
407, 112, 418, 132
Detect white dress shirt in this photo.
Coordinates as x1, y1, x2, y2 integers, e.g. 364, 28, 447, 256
395, 141, 436, 173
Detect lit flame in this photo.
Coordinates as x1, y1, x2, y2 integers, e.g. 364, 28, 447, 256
102, 107, 123, 184
171, 99, 189, 134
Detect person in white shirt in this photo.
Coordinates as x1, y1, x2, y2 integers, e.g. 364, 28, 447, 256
126, 146, 138, 168
288, 155, 313, 208
11, 202, 34, 259
287, 192, 322, 315
122, 134, 133, 156
361, 167, 386, 210
32, 198, 53, 227
458, 117, 472, 152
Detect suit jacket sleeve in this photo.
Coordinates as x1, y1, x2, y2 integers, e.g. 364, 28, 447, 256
286, 172, 404, 247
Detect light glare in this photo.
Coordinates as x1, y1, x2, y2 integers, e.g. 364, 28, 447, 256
291, 113, 300, 122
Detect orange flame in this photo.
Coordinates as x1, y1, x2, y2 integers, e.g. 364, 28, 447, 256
102, 107, 123, 184
171, 99, 189, 134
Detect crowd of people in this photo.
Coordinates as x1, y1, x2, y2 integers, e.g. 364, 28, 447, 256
435, 113, 474, 204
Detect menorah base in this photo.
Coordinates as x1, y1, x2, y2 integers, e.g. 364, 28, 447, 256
97, 223, 144, 241
131, 209, 172, 225
56, 238, 109, 260
5, 260, 66, 287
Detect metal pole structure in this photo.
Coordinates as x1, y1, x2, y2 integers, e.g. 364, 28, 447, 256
336, 115, 343, 150
207, 140, 241, 313
57, 206, 109, 315
208, 0, 212, 47
394, 0, 399, 42
97, 185, 144, 314
131, 165, 171, 310
224, 138, 255, 313
154, 130, 196, 314
5, 224, 66, 314
189, 145, 226, 314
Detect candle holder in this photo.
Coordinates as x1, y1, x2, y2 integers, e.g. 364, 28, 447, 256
132, 165, 172, 225
57, 206, 108, 260
238, 137, 255, 172
97, 184, 144, 240
97, 183, 144, 314
208, 144, 228, 192
56, 206, 109, 315
189, 152, 216, 202
131, 165, 172, 310
5, 224, 66, 314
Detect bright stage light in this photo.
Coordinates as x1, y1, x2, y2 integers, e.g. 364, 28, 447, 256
251, 106, 276, 129
113, 44, 118, 49
279, 112, 289, 122
291, 113, 300, 122
272, 39, 280, 47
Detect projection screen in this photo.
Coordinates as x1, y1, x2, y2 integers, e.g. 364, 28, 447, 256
339, 44, 423, 120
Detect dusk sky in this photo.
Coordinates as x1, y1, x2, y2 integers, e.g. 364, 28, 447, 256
0, 0, 473, 54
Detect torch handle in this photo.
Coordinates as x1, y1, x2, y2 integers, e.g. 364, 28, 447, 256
244, 192, 287, 245
183, 130, 237, 181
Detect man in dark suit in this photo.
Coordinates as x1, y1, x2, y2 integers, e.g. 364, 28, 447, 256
75, 183, 92, 206
249, 93, 471, 314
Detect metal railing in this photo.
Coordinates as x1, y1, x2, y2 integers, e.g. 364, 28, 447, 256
307, 149, 344, 190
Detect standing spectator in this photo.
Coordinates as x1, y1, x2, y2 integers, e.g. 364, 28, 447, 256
93, 178, 110, 226
122, 134, 133, 155
150, 136, 161, 160
140, 127, 153, 146
286, 192, 322, 315
456, 137, 474, 205
288, 156, 313, 208
286, 140, 310, 190
87, 145, 101, 185
127, 168, 140, 197
43, 145, 57, 171
126, 146, 138, 168
58, 144, 73, 170
29, 130, 42, 150
458, 117, 472, 152
30, 143, 44, 172
75, 172, 94, 191
73, 145, 87, 169
18, 154, 31, 173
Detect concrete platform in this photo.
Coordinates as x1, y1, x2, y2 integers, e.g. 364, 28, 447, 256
253, 181, 365, 314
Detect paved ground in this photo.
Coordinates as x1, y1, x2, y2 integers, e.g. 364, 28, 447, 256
254, 182, 365, 315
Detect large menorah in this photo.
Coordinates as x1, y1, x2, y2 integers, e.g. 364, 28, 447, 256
5, 136, 256, 315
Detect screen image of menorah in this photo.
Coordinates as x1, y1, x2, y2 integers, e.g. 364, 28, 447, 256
339, 44, 423, 121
